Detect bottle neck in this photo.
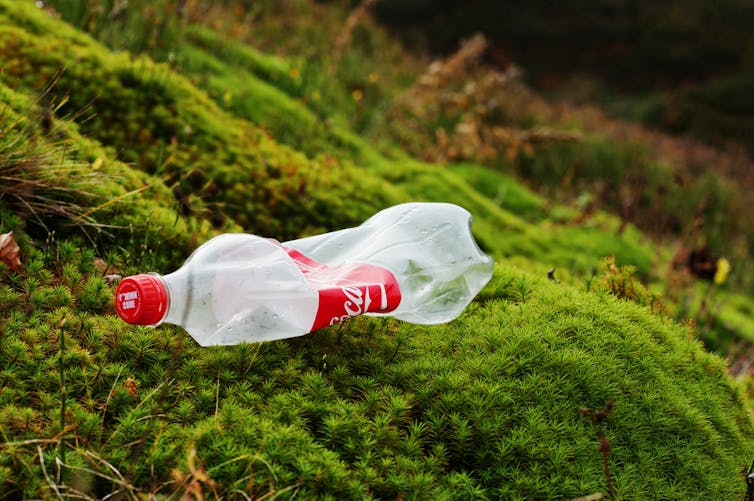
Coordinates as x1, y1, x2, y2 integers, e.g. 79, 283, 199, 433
160, 267, 194, 328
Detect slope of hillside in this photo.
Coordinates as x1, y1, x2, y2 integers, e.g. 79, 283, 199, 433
1, 1, 753, 499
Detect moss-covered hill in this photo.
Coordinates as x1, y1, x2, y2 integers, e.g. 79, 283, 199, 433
1, 1, 753, 499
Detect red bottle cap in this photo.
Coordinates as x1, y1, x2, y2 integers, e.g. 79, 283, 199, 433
115, 274, 168, 325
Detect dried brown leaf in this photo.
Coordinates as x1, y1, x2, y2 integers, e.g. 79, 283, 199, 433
0, 231, 21, 271
123, 376, 139, 400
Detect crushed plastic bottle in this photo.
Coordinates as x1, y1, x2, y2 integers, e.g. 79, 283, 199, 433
115, 203, 493, 346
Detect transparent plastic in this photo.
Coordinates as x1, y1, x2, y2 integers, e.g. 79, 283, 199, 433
160, 235, 318, 346
286, 202, 493, 324
122, 203, 493, 346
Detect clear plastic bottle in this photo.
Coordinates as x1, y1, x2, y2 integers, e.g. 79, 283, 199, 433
115, 203, 493, 346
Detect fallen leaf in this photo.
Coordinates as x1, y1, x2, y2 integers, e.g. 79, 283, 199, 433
93, 258, 108, 274
714, 257, 731, 285
0, 232, 21, 271
123, 376, 139, 399
104, 274, 122, 285
94, 257, 120, 275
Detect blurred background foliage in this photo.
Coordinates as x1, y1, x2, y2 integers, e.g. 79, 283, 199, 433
375, 0, 754, 152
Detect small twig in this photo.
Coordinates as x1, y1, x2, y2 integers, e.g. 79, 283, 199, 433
599, 437, 614, 500
256, 481, 304, 501
38, 446, 64, 500
569, 494, 604, 501
58, 316, 68, 459
81, 449, 130, 484
332, 0, 380, 61
215, 368, 221, 418
100, 489, 127, 501
744, 459, 754, 501
233, 489, 253, 501
580, 402, 616, 501
0, 438, 61, 448
99, 366, 123, 427
56, 454, 140, 499
133, 381, 166, 411
74, 184, 151, 221
56, 484, 99, 501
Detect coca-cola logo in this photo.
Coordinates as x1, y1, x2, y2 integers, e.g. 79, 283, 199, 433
284, 246, 400, 332
330, 284, 389, 326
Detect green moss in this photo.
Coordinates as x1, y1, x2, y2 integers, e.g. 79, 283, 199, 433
176, 40, 321, 147
0, 77, 215, 271
448, 163, 549, 223
176, 25, 400, 171
183, 24, 303, 97
0, 5, 403, 240
1, 261, 751, 499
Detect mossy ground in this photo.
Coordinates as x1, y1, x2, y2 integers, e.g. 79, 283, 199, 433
1, 0, 753, 499
2, 256, 751, 499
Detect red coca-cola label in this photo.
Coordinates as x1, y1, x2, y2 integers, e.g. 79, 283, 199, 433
285, 248, 402, 331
